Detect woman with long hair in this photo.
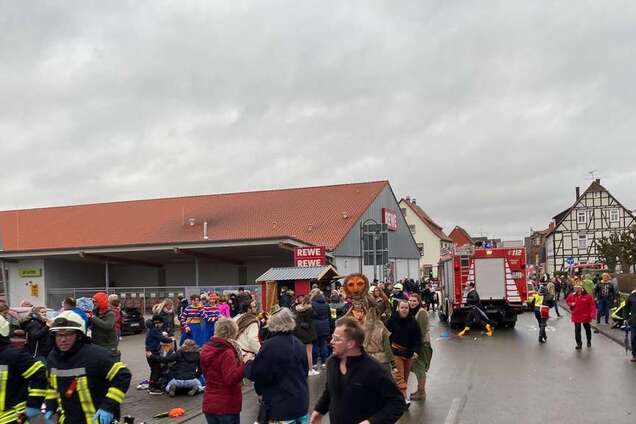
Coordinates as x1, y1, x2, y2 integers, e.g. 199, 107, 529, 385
293, 294, 318, 375
408, 293, 433, 401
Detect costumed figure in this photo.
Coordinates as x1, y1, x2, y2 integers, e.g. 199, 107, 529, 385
344, 300, 393, 370
179, 295, 206, 346
202, 293, 221, 342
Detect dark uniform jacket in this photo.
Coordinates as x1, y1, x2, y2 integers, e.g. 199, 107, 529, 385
314, 352, 405, 424
0, 341, 48, 423
46, 339, 131, 424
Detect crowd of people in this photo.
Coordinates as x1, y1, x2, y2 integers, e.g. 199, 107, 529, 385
3, 268, 634, 424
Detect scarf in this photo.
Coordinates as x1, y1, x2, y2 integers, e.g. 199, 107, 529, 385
236, 312, 258, 336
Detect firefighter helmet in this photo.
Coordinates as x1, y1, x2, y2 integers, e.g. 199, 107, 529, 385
50, 310, 86, 334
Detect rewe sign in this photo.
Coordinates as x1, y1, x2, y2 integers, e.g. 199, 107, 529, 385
294, 246, 326, 267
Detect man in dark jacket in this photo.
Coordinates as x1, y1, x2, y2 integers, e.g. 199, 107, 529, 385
0, 315, 48, 423
245, 308, 309, 423
623, 289, 636, 362
310, 317, 405, 424
594, 274, 616, 326
45, 310, 131, 424
145, 315, 174, 394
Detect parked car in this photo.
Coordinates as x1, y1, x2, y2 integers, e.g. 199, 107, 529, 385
121, 307, 145, 335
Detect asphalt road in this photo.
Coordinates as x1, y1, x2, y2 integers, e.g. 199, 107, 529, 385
119, 310, 636, 424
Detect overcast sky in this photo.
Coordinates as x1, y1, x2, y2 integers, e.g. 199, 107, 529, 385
1, 1, 635, 240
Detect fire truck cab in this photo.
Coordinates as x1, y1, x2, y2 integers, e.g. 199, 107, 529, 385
438, 246, 528, 328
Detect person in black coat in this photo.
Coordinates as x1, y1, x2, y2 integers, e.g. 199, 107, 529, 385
311, 316, 405, 424
21, 305, 53, 359
245, 308, 309, 422
310, 289, 332, 370
294, 295, 318, 375
387, 300, 422, 403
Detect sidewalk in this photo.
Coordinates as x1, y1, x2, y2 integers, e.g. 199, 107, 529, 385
558, 299, 629, 348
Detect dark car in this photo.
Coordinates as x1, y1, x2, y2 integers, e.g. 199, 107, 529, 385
121, 307, 145, 335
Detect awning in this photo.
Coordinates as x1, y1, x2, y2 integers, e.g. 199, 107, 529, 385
256, 265, 339, 282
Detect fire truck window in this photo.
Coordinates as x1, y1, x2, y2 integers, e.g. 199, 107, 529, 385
460, 257, 470, 267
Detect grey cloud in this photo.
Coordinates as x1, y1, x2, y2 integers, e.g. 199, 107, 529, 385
1, 1, 635, 239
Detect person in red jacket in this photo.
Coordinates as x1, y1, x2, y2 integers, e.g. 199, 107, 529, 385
200, 317, 248, 424
566, 283, 596, 350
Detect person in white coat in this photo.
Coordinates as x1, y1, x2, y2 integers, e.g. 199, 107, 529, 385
234, 300, 261, 355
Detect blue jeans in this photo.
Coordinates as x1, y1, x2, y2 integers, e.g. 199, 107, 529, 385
205, 414, 239, 424
596, 299, 610, 324
312, 336, 330, 365
165, 378, 201, 393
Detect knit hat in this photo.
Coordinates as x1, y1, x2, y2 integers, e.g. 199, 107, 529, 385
92, 292, 109, 312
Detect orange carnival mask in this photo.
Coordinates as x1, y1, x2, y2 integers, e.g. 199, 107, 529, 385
344, 273, 369, 298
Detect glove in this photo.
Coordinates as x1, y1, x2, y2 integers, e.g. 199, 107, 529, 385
43, 411, 55, 424
24, 407, 41, 419
92, 409, 114, 424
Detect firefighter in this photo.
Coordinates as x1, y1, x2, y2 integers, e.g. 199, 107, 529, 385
45, 311, 131, 424
527, 290, 548, 343
0, 314, 48, 424
458, 282, 494, 337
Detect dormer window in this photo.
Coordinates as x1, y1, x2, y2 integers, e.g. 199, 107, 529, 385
577, 210, 587, 224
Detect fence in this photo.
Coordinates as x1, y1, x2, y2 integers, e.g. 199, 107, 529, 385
47, 284, 262, 316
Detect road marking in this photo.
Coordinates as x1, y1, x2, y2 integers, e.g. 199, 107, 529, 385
444, 397, 466, 424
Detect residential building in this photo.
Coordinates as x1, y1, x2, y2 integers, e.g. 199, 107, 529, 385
544, 179, 635, 274
448, 226, 473, 247
399, 197, 453, 278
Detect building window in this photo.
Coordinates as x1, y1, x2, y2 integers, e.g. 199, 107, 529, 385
577, 234, 588, 249
609, 209, 619, 223
408, 224, 416, 234
417, 243, 424, 254
533, 238, 541, 246
577, 210, 587, 224
400, 208, 407, 216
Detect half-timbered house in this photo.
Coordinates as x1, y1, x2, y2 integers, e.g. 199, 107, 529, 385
545, 179, 635, 274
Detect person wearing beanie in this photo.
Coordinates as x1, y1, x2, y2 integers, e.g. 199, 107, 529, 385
90, 292, 119, 358
45, 311, 131, 424
0, 314, 48, 423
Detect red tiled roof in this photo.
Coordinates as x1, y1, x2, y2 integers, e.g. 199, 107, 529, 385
449, 226, 473, 246
0, 181, 388, 253
400, 199, 451, 242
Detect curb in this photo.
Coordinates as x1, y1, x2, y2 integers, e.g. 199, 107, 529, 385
558, 300, 626, 347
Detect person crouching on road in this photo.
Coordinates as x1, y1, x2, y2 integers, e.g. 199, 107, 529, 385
408, 294, 432, 401
310, 317, 405, 424
387, 299, 422, 406
527, 290, 549, 344
46, 311, 131, 424
157, 339, 202, 397
200, 317, 246, 424
145, 315, 175, 394
566, 283, 596, 350
245, 308, 309, 424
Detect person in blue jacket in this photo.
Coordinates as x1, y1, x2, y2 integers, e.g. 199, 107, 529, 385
245, 307, 309, 423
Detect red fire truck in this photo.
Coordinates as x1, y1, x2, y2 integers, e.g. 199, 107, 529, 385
438, 245, 528, 328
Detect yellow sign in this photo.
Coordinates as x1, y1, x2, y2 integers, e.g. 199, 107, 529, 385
30, 283, 39, 297
19, 268, 42, 278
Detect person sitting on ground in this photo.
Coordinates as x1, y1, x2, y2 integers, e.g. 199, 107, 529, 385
201, 317, 246, 424
145, 315, 175, 394
158, 339, 203, 397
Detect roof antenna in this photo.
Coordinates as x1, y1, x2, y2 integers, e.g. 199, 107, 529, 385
587, 169, 598, 180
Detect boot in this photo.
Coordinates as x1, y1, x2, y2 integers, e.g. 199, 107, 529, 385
410, 376, 427, 401
485, 324, 494, 337
458, 326, 470, 337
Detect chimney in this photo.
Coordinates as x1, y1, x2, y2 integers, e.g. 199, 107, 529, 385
575, 186, 580, 199
405, 196, 411, 202
595, 178, 600, 184
412, 198, 416, 205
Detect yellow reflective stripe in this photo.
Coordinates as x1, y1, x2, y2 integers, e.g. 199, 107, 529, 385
22, 361, 45, 379
15, 401, 26, 413
105, 386, 125, 404
76, 376, 96, 423
29, 388, 48, 397
106, 362, 125, 381
46, 388, 59, 400
0, 410, 17, 424
0, 370, 7, 412
50, 374, 66, 419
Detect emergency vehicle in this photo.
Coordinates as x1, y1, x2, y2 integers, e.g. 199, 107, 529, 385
438, 245, 528, 328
